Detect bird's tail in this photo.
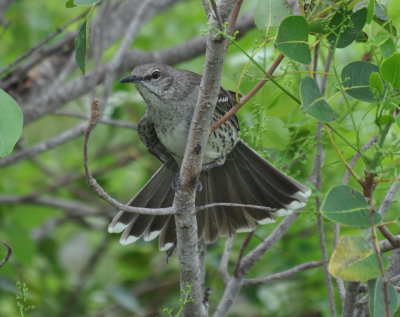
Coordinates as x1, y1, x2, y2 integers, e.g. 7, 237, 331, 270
108, 141, 311, 250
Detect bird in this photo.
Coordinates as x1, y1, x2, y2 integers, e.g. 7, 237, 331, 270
108, 63, 310, 251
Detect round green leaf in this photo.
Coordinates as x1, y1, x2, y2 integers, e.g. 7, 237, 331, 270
276, 15, 311, 64
381, 53, 400, 89
368, 278, 398, 317
65, 0, 76, 8
388, 0, 400, 24
321, 185, 381, 227
327, 8, 367, 48
308, 18, 329, 34
300, 77, 336, 122
366, 0, 375, 24
329, 235, 388, 282
375, 115, 394, 126
369, 72, 384, 96
381, 38, 396, 58
341, 61, 385, 102
0, 89, 23, 157
254, 0, 290, 30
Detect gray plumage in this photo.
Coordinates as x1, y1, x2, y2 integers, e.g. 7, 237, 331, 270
109, 64, 311, 250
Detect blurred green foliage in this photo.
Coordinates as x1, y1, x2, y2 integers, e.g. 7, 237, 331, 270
0, 0, 399, 316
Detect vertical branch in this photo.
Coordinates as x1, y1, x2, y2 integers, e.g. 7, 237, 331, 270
312, 43, 336, 317
173, 1, 238, 316
214, 213, 300, 317
342, 282, 360, 317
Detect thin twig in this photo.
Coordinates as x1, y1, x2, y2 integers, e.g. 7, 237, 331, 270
239, 213, 299, 276
0, 122, 87, 168
315, 123, 336, 317
243, 261, 323, 285
209, 0, 224, 32
83, 100, 174, 216
219, 236, 234, 284
0, 8, 90, 77
53, 112, 138, 129
196, 203, 276, 213
377, 174, 400, 216
227, 0, 243, 36
0, 241, 12, 267
312, 42, 336, 317
211, 53, 285, 132
342, 135, 378, 185
22, 155, 134, 200
378, 226, 400, 248
233, 232, 254, 277
0, 194, 101, 216
325, 125, 361, 183
100, 0, 154, 112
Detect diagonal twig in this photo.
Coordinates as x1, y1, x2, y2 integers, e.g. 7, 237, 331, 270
0, 241, 12, 267
243, 260, 324, 285
211, 53, 284, 132
83, 100, 174, 216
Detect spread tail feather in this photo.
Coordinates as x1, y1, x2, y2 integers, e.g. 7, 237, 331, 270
108, 141, 310, 250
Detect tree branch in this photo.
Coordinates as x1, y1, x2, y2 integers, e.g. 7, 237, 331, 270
0, 123, 87, 168
0, 241, 12, 267
219, 236, 234, 284
0, 194, 101, 216
172, 1, 237, 315
243, 261, 323, 285
83, 101, 175, 216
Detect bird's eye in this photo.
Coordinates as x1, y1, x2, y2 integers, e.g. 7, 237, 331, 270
151, 70, 161, 80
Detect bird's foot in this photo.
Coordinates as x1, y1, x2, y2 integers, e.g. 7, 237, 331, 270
202, 156, 226, 171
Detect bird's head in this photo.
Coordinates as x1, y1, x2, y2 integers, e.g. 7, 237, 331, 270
120, 63, 174, 99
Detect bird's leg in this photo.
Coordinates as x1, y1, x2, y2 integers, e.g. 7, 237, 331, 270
171, 172, 181, 192
202, 156, 226, 171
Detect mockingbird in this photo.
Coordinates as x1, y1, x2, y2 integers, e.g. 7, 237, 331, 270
108, 63, 311, 250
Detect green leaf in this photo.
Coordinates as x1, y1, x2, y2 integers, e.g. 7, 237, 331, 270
388, 0, 400, 24
381, 53, 400, 89
276, 15, 311, 64
75, 20, 87, 75
321, 185, 381, 227
65, 0, 76, 8
0, 89, 23, 157
327, 8, 367, 48
328, 235, 388, 282
308, 18, 329, 34
369, 72, 384, 96
74, 0, 99, 5
368, 278, 398, 317
381, 38, 396, 58
300, 77, 336, 122
341, 61, 385, 102
371, 33, 390, 46
375, 115, 394, 126
396, 115, 400, 128
366, 0, 375, 24
254, 0, 290, 30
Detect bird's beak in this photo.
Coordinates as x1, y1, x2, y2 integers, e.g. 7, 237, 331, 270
120, 74, 139, 83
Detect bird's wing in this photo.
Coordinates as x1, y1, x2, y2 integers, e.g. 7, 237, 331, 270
215, 88, 241, 131
138, 115, 172, 163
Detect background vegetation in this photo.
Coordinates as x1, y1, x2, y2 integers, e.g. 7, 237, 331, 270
0, 0, 399, 316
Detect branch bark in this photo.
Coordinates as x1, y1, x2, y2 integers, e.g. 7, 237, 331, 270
172, 1, 237, 316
